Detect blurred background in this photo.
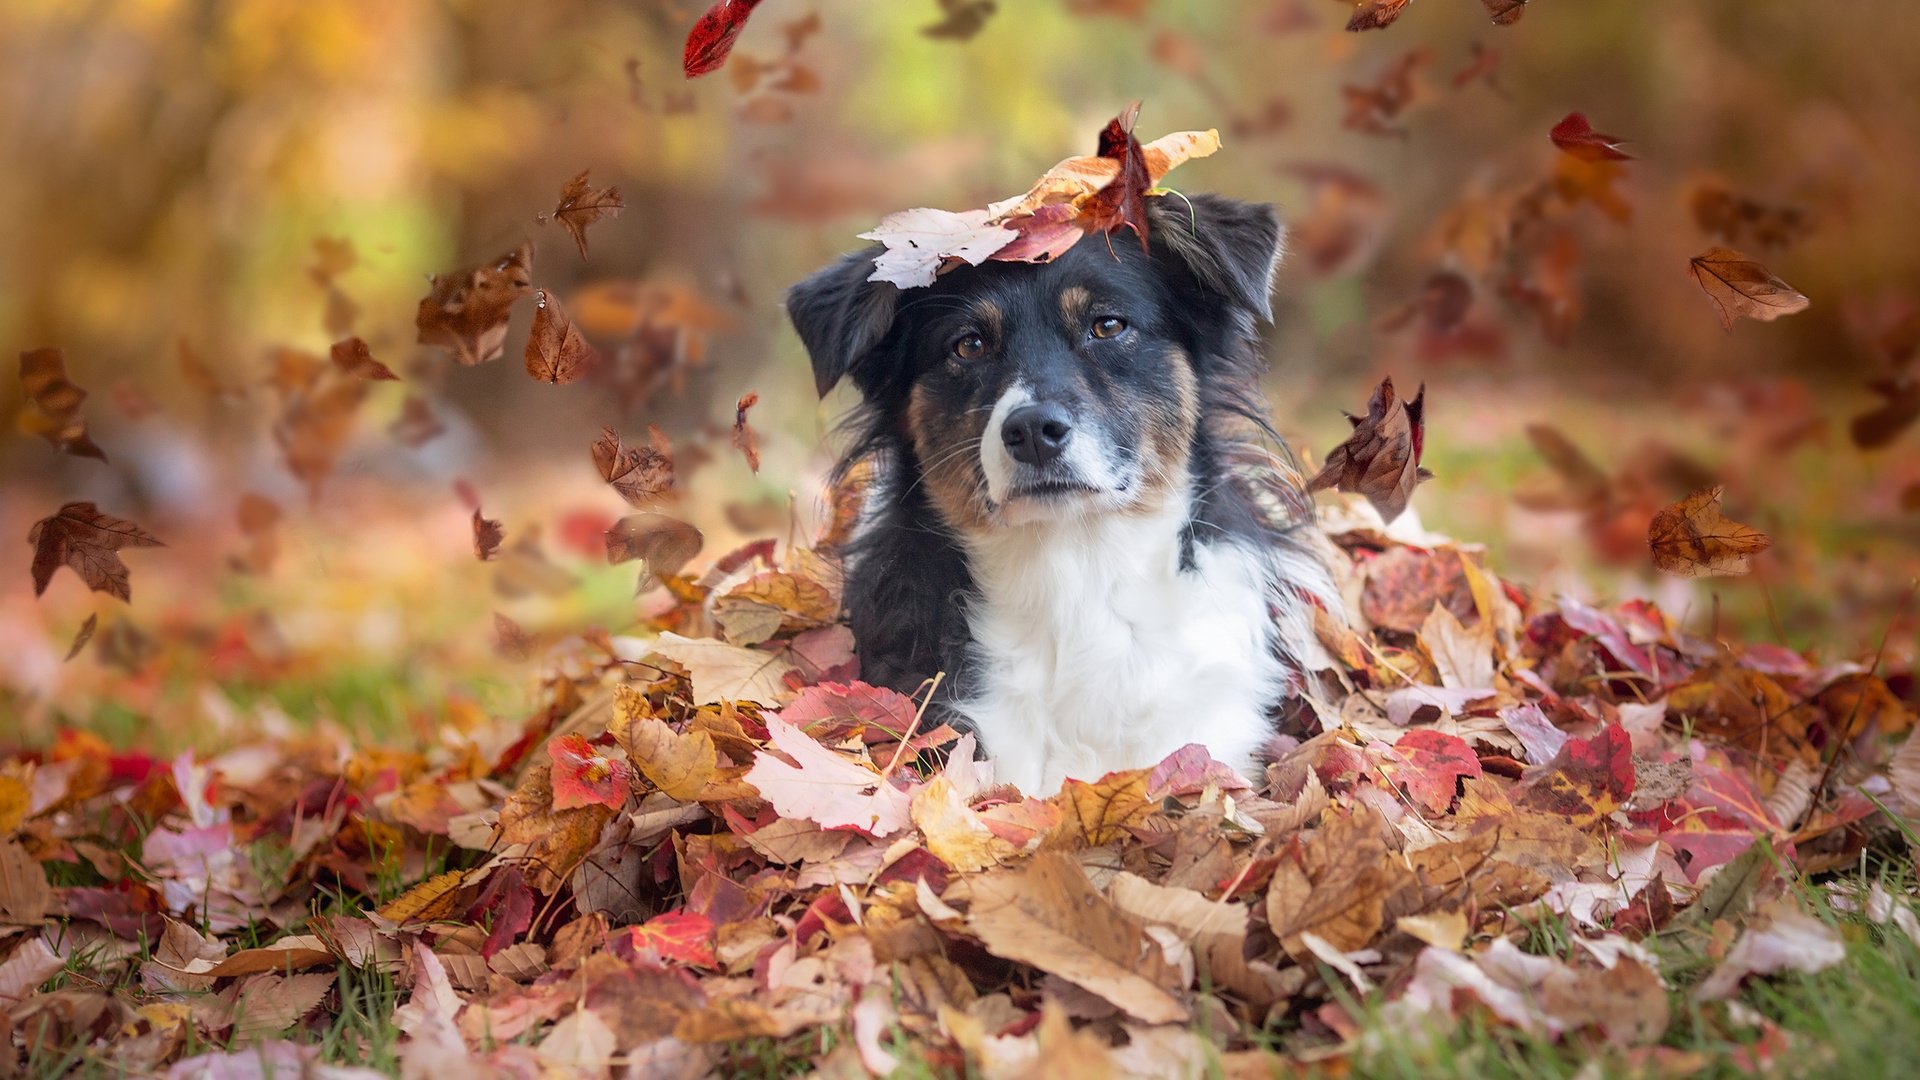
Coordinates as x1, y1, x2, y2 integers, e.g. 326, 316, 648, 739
4, 0, 1917, 747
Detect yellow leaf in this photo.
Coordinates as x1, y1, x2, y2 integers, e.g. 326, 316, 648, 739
376, 870, 468, 925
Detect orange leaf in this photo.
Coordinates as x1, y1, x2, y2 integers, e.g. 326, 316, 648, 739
1688, 247, 1809, 331
548, 734, 634, 811
1647, 485, 1772, 578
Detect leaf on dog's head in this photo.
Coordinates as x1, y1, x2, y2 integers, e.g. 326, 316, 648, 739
1647, 485, 1771, 578
28, 502, 164, 601
857, 208, 1018, 289
19, 348, 108, 462
543, 170, 624, 261
732, 392, 762, 474
1077, 101, 1155, 253
983, 127, 1220, 227
1549, 112, 1632, 163
417, 243, 534, 365
1308, 376, 1433, 523
684, 0, 766, 78
1688, 247, 1809, 331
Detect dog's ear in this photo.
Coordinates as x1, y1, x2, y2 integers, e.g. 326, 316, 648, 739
785, 247, 900, 398
1149, 193, 1284, 323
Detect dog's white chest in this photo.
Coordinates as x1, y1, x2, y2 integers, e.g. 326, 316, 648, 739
954, 507, 1285, 795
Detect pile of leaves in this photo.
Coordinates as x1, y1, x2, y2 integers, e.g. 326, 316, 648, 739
5, 484, 1917, 1077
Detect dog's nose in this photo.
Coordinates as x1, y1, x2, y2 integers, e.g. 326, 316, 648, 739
1002, 403, 1074, 467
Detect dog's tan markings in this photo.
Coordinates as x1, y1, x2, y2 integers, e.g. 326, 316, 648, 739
1128, 346, 1201, 516
1057, 286, 1092, 325
972, 300, 1003, 344
908, 383, 990, 533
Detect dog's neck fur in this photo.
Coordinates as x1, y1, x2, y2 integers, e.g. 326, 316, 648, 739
949, 479, 1290, 795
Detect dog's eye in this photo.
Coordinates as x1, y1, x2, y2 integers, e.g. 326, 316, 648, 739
951, 333, 987, 361
1090, 316, 1129, 340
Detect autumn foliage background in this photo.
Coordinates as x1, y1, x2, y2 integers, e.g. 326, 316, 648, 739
2, 0, 1917, 766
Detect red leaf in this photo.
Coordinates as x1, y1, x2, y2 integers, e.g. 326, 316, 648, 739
1550, 112, 1632, 163
685, 0, 766, 78
621, 910, 716, 967
28, 502, 165, 601
1078, 101, 1153, 253
1381, 729, 1482, 813
777, 681, 921, 740
1517, 724, 1635, 825
548, 734, 635, 811
732, 392, 762, 474
1146, 744, 1253, 800
472, 508, 505, 562
1307, 375, 1433, 522
469, 866, 534, 960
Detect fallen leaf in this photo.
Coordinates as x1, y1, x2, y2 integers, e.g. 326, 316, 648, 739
525, 289, 597, 384
232, 972, 335, 1040
1308, 376, 1433, 522
652, 632, 798, 705
732, 392, 762, 473
593, 426, 675, 507
549, 734, 635, 811
545, 170, 624, 260
28, 502, 165, 601
1688, 247, 1810, 331
1694, 895, 1846, 1000
1647, 485, 1772, 578
1549, 112, 1632, 163
623, 910, 717, 967
614, 688, 719, 801
0, 838, 52, 924
18, 348, 107, 461
417, 243, 534, 365
743, 713, 912, 834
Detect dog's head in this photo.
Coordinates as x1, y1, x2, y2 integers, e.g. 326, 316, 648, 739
788, 194, 1283, 531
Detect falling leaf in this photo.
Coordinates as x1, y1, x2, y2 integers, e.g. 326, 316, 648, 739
494, 611, 532, 660
389, 394, 446, 447
472, 508, 504, 561
416, 243, 534, 365
606, 513, 703, 593
1849, 376, 1920, 449
685, 0, 766, 77
1482, 0, 1526, 23
1647, 485, 1772, 578
732, 392, 762, 473
545, 170, 624, 260
1078, 101, 1154, 253
1308, 376, 1433, 522
923, 0, 997, 40
328, 337, 400, 380
1688, 247, 1810, 331
1347, 0, 1412, 32
742, 713, 912, 834
965, 852, 1189, 1023
63, 614, 98, 662
1690, 184, 1813, 250
28, 503, 165, 601
593, 426, 676, 507
549, 734, 635, 811
1549, 113, 1632, 163
525, 289, 597, 384
1343, 50, 1431, 136
18, 348, 107, 461
231, 493, 283, 575
856, 208, 1018, 289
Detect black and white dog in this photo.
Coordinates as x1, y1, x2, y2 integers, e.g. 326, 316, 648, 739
787, 194, 1336, 794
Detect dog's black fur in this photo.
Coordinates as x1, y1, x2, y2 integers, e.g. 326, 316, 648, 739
787, 194, 1325, 713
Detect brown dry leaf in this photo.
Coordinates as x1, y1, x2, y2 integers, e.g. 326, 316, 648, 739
274, 377, 370, 499
1647, 486, 1772, 578
1077, 101, 1154, 253
650, 632, 798, 706
712, 572, 837, 645
19, 348, 107, 462
525, 289, 597, 384
1347, 0, 1412, 32
472, 508, 505, 562
416, 243, 534, 365
1058, 770, 1153, 843
1308, 376, 1433, 522
593, 426, 675, 507
230, 493, 283, 576
1850, 375, 1920, 450
389, 394, 446, 448
964, 851, 1189, 1024
494, 611, 532, 660
232, 971, 335, 1041
614, 688, 719, 800
377, 870, 469, 925
1483, 0, 1526, 23
1266, 807, 1402, 957
497, 765, 618, 890
1343, 49, 1431, 136
63, 614, 98, 662
0, 837, 52, 924
912, 776, 1018, 873
1688, 247, 1810, 331
985, 128, 1221, 225
732, 392, 762, 473
328, 337, 400, 381
546, 170, 625, 261
28, 502, 165, 601
606, 513, 704, 594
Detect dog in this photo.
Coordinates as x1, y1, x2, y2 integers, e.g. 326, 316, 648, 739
787, 194, 1337, 795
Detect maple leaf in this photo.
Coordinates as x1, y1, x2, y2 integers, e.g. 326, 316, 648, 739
548, 734, 635, 811
1347, 0, 1412, 32
923, 0, 997, 40
472, 507, 504, 561
525, 289, 597, 384
1078, 101, 1153, 253
1482, 0, 1526, 23
1308, 375, 1433, 522
622, 910, 717, 967
1647, 485, 1772, 578
728, 391, 764, 474
416, 243, 534, 365
1381, 729, 1483, 813
685, 0, 766, 78
18, 348, 107, 461
984, 127, 1220, 226
652, 631, 799, 705
593, 426, 675, 507
605, 513, 703, 593
1549, 112, 1632, 163
328, 336, 400, 380
1515, 724, 1635, 826
28, 503, 164, 601
857, 208, 1018, 289
544, 170, 624, 260
1688, 247, 1810, 330
743, 713, 913, 835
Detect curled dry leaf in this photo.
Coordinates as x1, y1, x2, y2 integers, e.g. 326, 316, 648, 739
923, 0, 998, 40
684, 0, 765, 78
1077, 101, 1154, 254
525, 289, 597, 385
1549, 113, 1632, 163
1482, 0, 1526, 23
232, 493, 283, 575
328, 337, 400, 381
593, 426, 675, 507
28, 502, 165, 601
1688, 247, 1810, 331
1647, 485, 1772, 578
64, 614, 98, 662
1346, 0, 1412, 32
1308, 376, 1433, 523
416, 243, 533, 365
733, 392, 762, 473
546, 170, 624, 260
606, 513, 703, 593
19, 348, 107, 462
472, 508, 504, 561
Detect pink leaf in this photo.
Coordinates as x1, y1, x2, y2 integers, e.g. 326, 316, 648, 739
743, 715, 915, 836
